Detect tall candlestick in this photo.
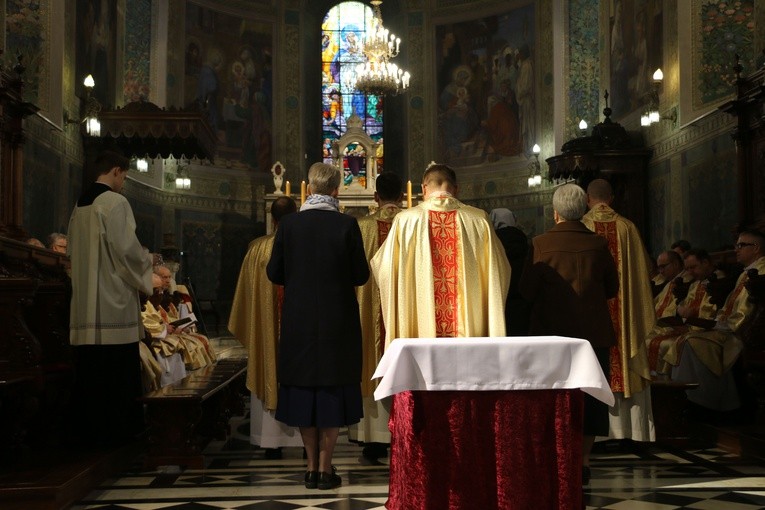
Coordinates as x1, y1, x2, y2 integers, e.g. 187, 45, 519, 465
407, 180, 412, 208
301, 180, 307, 204
285, 180, 291, 196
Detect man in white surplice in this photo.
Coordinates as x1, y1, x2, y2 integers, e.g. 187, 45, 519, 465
68, 150, 154, 447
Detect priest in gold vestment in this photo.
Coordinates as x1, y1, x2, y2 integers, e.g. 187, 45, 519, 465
228, 196, 302, 450
371, 164, 509, 345
645, 250, 691, 373
665, 231, 765, 411
647, 249, 722, 375
347, 172, 404, 461
583, 179, 655, 442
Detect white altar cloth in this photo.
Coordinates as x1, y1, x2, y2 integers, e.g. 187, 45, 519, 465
372, 336, 614, 405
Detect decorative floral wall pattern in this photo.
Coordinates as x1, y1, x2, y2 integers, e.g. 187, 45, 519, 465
697, 0, 755, 105
567, 0, 600, 139
124, 0, 152, 103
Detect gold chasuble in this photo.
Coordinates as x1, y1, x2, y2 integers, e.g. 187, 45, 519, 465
665, 257, 765, 375
228, 234, 280, 410
582, 204, 654, 398
356, 205, 401, 397
646, 271, 722, 373
371, 194, 510, 345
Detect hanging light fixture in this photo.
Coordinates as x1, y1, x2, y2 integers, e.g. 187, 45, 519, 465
353, 0, 411, 96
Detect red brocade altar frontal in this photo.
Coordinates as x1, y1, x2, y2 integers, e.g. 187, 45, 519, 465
373, 337, 614, 510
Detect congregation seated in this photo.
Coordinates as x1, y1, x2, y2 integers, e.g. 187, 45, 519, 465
138, 267, 216, 392
663, 230, 765, 411
646, 249, 724, 375
25, 236, 45, 248
46, 232, 68, 254
651, 240, 692, 296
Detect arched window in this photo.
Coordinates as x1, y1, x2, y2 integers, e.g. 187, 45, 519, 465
321, 2, 383, 170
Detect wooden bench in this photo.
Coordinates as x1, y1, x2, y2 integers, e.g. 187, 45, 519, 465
139, 357, 247, 469
650, 378, 699, 443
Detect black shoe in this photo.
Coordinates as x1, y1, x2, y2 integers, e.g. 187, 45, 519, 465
264, 447, 282, 459
362, 442, 388, 461
582, 466, 591, 486
317, 470, 341, 490
304, 471, 318, 489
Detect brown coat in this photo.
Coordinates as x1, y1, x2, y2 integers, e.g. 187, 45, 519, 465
520, 221, 619, 348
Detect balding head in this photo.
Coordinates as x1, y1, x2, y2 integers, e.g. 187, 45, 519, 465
586, 178, 614, 207
657, 250, 683, 281
271, 196, 297, 225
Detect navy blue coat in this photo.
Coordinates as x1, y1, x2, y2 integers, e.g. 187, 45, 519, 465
266, 208, 369, 386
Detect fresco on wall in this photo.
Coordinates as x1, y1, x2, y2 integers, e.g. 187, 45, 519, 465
608, 0, 663, 120
5, 0, 46, 107
435, 4, 536, 167
124, 0, 152, 103
183, 3, 273, 171
76, 0, 118, 105
679, 0, 756, 124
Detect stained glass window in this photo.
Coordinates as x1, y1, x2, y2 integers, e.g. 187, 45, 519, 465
321, 2, 383, 170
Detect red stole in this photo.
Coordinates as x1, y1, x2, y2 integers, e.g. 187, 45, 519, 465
429, 210, 459, 338
593, 221, 625, 392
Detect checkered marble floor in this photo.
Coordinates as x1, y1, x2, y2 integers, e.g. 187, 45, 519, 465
68, 412, 765, 510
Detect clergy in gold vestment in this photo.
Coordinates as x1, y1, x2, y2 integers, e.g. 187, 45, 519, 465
582, 179, 655, 442
644, 250, 690, 373
647, 249, 722, 375
665, 231, 765, 411
371, 164, 509, 346
141, 297, 187, 388
348, 172, 404, 460
228, 197, 302, 450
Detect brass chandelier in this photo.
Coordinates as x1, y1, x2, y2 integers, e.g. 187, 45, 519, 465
354, 0, 410, 96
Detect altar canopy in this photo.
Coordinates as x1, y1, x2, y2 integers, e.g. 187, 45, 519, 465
373, 337, 614, 510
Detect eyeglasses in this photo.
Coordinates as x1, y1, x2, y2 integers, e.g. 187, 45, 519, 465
657, 263, 670, 270
735, 242, 758, 249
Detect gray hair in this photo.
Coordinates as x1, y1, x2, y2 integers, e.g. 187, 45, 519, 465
552, 184, 587, 221
308, 162, 340, 195
46, 232, 67, 249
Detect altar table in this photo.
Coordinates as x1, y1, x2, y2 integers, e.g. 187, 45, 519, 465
373, 336, 614, 510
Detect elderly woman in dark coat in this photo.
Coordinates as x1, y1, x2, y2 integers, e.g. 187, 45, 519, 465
519, 183, 618, 486
267, 162, 369, 490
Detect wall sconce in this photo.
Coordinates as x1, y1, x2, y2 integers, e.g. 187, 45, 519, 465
175, 162, 191, 190
578, 119, 588, 136
136, 158, 149, 173
641, 68, 677, 127
527, 143, 542, 188
175, 174, 191, 190
64, 74, 101, 136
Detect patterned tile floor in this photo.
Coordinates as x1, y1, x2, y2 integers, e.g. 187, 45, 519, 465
69, 340, 765, 509
68, 416, 765, 510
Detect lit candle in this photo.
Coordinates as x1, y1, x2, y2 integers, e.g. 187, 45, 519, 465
301, 180, 307, 204
407, 180, 412, 208
285, 180, 291, 196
